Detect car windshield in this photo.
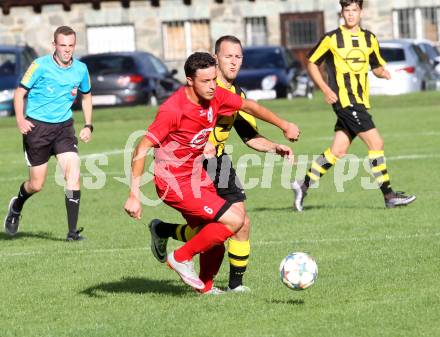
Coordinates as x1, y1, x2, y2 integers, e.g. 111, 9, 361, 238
82, 55, 136, 75
380, 47, 405, 62
418, 43, 440, 59
0, 53, 17, 75
242, 48, 285, 69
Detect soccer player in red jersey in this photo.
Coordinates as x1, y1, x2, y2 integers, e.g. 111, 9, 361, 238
124, 52, 299, 293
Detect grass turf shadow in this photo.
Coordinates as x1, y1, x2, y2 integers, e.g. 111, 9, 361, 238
0, 231, 65, 242
81, 277, 189, 298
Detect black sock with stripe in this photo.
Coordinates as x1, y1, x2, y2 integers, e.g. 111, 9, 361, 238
304, 148, 338, 188
368, 150, 393, 196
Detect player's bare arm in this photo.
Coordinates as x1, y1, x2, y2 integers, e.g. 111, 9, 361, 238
124, 136, 154, 219
372, 66, 391, 80
79, 92, 93, 143
13, 86, 35, 135
240, 99, 300, 142
307, 62, 338, 104
246, 136, 293, 162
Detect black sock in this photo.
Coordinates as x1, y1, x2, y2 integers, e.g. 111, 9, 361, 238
155, 221, 180, 239
229, 265, 247, 289
65, 190, 80, 233
13, 182, 33, 212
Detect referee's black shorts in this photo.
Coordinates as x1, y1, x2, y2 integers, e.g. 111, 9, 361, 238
23, 117, 78, 167
333, 104, 376, 140
203, 153, 246, 204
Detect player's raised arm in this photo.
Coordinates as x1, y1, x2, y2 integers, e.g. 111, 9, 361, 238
124, 136, 154, 219
240, 99, 300, 142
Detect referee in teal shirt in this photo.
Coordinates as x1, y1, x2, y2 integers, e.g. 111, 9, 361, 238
4, 26, 93, 241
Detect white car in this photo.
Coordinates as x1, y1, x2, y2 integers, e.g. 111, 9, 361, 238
369, 40, 438, 95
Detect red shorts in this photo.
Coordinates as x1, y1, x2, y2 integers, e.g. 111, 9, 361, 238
155, 174, 231, 228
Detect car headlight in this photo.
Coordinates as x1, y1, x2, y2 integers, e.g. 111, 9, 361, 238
261, 75, 277, 90
0, 89, 14, 103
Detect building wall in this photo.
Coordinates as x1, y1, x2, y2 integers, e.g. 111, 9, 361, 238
1, 0, 438, 79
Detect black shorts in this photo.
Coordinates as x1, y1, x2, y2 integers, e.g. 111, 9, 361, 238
203, 153, 246, 204
333, 104, 376, 140
23, 117, 78, 167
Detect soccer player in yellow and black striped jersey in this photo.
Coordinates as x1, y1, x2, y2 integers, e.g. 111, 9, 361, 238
148, 36, 296, 294
291, 0, 416, 211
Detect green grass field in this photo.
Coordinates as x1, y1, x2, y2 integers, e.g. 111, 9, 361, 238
1, 92, 439, 337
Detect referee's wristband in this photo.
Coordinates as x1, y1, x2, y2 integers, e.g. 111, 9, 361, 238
84, 124, 94, 133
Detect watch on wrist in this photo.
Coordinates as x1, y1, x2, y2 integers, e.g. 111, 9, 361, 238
84, 124, 94, 133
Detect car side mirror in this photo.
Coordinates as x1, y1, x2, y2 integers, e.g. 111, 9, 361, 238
434, 56, 440, 67
170, 69, 178, 77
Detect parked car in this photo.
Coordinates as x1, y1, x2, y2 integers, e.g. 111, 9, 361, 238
236, 45, 313, 101
79, 51, 181, 107
0, 45, 38, 117
369, 40, 438, 95
412, 39, 440, 75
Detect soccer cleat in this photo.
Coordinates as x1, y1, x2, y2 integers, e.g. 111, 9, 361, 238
291, 180, 308, 212
385, 191, 416, 208
199, 287, 225, 295
66, 227, 85, 241
227, 285, 251, 293
4, 197, 20, 236
166, 252, 205, 290
148, 219, 168, 263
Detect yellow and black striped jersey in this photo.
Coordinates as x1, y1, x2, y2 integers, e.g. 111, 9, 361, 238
209, 79, 259, 157
308, 25, 386, 109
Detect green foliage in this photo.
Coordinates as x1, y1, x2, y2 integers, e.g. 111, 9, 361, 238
1, 92, 439, 337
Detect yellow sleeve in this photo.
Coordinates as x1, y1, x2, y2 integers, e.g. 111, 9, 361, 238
308, 35, 331, 65
370, 35, 386, 69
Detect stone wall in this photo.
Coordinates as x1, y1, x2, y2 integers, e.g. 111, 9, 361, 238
0, 0, 438, 79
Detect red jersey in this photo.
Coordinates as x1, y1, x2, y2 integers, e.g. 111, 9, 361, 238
146, 86, 243, 189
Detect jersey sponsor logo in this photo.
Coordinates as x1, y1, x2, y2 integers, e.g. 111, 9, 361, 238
21, 62, 38, 86
345, 49, 367, 72
189, 127, 213, 149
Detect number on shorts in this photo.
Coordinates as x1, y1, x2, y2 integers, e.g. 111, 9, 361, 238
203, 206, 213, 215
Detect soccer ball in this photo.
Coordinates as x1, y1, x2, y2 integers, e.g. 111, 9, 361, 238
279, 252, 318, 290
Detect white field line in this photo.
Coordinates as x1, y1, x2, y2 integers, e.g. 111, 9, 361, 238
1, 231, 439, 258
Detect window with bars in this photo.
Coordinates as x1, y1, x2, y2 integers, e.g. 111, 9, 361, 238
394, 7, 440, 41
162, 19, 210, 60
422, 7, 439, 41
285, 19, 319, 48
245, 17, 268, 46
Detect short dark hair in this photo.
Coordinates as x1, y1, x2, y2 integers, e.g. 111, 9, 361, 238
340, 0, 363, 9
54, 26, 76, 43
184, 52, 216, 78
214, 35, 242, 55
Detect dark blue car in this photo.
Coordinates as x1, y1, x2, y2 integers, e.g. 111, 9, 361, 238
0, 45, 38, 117
236, 45, 313, 101
79, 51, 181, 107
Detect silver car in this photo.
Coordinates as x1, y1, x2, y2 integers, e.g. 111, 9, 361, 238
369, 40, 438, 95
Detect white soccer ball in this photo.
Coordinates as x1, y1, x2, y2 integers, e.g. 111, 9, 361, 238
279, 252, 318, 290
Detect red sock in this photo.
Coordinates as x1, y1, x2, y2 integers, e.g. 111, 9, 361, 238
199, 244, 225, 293
174, 222, 232, 262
